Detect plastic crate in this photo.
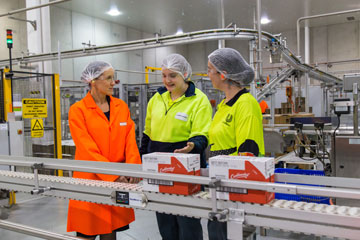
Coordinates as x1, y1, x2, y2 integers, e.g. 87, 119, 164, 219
275, 168, 330, 204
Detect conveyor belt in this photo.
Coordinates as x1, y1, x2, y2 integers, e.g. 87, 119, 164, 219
1, 170, 360, 240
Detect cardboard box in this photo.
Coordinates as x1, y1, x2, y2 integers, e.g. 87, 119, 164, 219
209, 155, 275, 204
142, 153, 201, 195
275, 114, 291, 124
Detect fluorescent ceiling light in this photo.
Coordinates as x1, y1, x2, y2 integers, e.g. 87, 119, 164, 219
261, 17, 271, 24
176, 28, 184, 35
107, 7, 122, 16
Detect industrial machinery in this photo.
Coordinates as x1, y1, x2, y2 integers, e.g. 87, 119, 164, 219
330, 74, 360, 207
0, 155, 360, 239
0, 70, 62, 163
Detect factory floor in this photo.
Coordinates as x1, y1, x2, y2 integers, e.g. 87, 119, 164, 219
0, 193, 332, 240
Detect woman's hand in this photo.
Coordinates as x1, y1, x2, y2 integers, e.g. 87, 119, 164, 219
174, 142, 195, 153
115, 176, 129, 183
115, 176, 141, 184
128, 177, 141, 184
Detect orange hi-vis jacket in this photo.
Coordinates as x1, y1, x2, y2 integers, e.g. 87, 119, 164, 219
67, 92, 141, 236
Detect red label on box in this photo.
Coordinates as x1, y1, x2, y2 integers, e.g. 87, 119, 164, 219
158, 157, 200, 195
228, 161, 274, 204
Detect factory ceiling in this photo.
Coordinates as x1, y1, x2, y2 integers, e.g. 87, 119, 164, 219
56, 0, 360, 36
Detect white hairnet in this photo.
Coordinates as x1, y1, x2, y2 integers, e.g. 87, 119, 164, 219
208, 48, 254, 85
161, 54, 192, 81
81, 61, 113, 83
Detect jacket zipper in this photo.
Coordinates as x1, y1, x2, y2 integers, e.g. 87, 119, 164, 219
160, 94, 184, 116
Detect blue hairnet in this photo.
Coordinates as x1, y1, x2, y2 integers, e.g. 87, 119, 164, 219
81, 61, 113, 83
161, 54, 192, 81
208, 48, 254, 85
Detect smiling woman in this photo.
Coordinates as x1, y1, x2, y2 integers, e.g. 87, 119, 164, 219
140, 54, 213, 240
67, 61, 141, 240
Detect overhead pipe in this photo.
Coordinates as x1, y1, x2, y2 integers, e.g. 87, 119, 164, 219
0, 0, 70, 18
257, 68, 296, 102
353, 83, 359, 136
218, 0, 225, 48
0, 28, 342, 85
256, 0, 263, 81
297, 8, 360, 56
265, 57, 360, 69
116, 68, 161, 75
305, 24, 310, 112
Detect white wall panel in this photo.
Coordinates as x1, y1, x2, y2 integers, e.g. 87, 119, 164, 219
71, 12, 94, 49
188, 43, 206, 74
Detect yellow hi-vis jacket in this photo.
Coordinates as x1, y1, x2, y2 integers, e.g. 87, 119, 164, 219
140, 82, 212, 167
209, 88, 265, 157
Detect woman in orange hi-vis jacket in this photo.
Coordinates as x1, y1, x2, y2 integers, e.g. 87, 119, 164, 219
67, 61, 141, 240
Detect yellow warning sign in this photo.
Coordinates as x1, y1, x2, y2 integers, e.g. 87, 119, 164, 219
22, 98, 47, 119
31, 119, 44, 138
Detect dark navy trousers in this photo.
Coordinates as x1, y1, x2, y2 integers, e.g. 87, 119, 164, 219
156, 212, 203, 240
207, 220, 227, 240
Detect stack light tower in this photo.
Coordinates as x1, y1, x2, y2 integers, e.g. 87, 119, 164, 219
6, 29, 13, 72
5, 29, 14, 107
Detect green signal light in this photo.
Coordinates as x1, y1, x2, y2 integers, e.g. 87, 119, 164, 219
7, 39, 13, 44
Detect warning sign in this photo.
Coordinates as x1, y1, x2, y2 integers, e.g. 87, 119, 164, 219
22, 98, 47, 119
31, 119, 44, 138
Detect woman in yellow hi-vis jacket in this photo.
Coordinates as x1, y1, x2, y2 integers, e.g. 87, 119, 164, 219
207, 48, 265, 240
140, 54, 212, 240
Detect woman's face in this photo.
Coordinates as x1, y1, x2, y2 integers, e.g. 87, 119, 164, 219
207, 61, 222, 90
162, 68, 187, 93
93, 68, 115, 96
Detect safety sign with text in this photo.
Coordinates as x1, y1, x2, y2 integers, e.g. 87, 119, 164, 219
31, 119, 44, 138
22, 98, 47, 118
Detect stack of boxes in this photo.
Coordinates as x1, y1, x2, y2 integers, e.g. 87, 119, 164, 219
295, 97, 306, 112
281, 102, 292, 114
271, 98, 313, 116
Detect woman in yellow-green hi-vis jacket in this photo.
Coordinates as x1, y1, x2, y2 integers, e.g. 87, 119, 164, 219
140, 53, 212, 240
207, 48, 265, 240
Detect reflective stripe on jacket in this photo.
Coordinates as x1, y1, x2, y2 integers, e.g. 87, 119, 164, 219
209, 88, 265, 157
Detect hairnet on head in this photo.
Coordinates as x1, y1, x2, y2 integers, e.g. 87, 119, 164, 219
208, 48, 254, 85
161, 54, 192, 81
81, 61, 113, 83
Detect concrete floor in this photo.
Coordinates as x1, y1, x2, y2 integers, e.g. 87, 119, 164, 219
0, 193, 209, 240
0, 193, 334, 240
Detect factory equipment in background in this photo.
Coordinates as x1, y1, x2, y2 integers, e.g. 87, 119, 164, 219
120, 84, 147, 144
3, 70, 62, 162
194, 78, 224, 115
0, 69, 62, 208
332, 74, 360, 189
59, 85, 87, 159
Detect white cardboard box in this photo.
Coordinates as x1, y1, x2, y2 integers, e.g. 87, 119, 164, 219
209, 155, 275, 204
142, 152, 201, 195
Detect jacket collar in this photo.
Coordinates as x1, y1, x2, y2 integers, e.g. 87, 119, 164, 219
226, 88, 248, 107
157, 81, 196, 97
83, 92, 121, 109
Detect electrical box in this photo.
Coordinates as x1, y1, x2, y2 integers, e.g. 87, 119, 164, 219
0, 123, 9, 171
333, 98, 351, 115
0, 123, 9, 155
334, 135, 360, 207
343, 73, 360, 92
9, 121, 24, 156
